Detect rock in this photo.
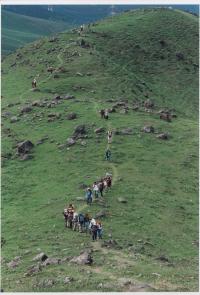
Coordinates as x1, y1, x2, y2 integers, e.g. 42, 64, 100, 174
64, 94, 75, 100
132, 105, 139, 111
95, 210, 107, 219
2, 112, 12, 118
117, 197, 127, 203
66, 138, 76, 146
72, 125, 87, 139
48, 112, 61, 119
128, 283, 154, 292
21, 106, 32, 113
24, 264, 42, 276
76, 72, 84, 77
33, 252, 48, 262
120, 108, 128, 114
155, 255, 169, 262
102, 239, 122, 249
94, 127, 105, 134
10, 116, 19, 123
53, 95, 62, 100
142, 126, 154, 133
67, 112, 77, 120
70, 251, 93, 265
156, 133, 169, 140
144, 99, 154, 108
32, 100, 41, 107
64, 276, 73, 284
41, 257, 61, 266
17, 140, 34, 154
37, 279, 55, 288
7, 257, 21, 269
117, 277, 132, 286
176, 52, 184, 60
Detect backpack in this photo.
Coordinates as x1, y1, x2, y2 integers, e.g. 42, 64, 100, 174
79, 214, 84, 223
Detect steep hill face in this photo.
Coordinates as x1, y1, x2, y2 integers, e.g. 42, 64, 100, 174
1, 8, 199, 292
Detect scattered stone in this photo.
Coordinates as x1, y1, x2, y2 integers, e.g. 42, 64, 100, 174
64, 94, 75, 100
117, 197, 127, 203
2, 112, 12, 118
64, 276, 73, 284
21, 106, 32, 113
120, 128, 133, 135
17, 140, 34, 154
41, 258, 61, 266
94, 127, 105, 134
160, 113, 172, 122
24, 264, 42, 276
67, 112, 77, 120
95, 210, 107, 219
144, 99, 154, 108
176, 52, 184, 61
10, 116, 19, 123
76, 72, 84, 77
32, 252, 48, 262
37, 279, 55, 288
142, 126, 154, 133
66, 138, 76, 146
117, 277, 132, 286
70, 251, 93, 265
156, 133, 169, 140
32, 100, 41, 107
155, 255, 169, 262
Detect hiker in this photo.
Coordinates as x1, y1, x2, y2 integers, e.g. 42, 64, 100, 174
63, 208, 68, 227
84, 213, 91, 234
80, 25, 84, 32
106, 176, 112, 188
91, 222, 98, 241
98, 180, 104, 197
100, 109, 105, 119
78, 213, 85, 232
85, 188, 93, 205
73, 212, 79, 231
32, 78, 37, 88
104, 109, 109, 119
97, 221, 103, 239
105, 149, 111, 161
107, 130, 113, 144
66, 204, 75, 228
92, 181, 99, 198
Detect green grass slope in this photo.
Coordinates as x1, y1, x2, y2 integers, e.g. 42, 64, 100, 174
1, 8, 199, 292
1, 10, 69, 55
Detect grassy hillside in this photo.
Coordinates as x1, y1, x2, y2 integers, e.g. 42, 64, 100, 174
1, 8, 199, 292
1, 10, 69, 55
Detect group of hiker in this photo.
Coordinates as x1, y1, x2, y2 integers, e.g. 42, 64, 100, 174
85, 173, 112, 205
63, 204, 103, 241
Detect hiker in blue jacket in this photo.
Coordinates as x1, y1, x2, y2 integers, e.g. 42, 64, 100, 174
85, 188, 93, 205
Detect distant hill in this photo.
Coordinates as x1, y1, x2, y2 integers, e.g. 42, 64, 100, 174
1, 10, 70, 55
2, 5, 199, 55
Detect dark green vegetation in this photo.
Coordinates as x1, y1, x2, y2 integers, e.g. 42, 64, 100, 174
1, 8, 199, 291
1, 10, 69, 56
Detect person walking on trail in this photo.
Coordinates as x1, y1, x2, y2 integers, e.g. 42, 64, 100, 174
85, 188, 93, 205
91, 221, 98, 241
93, 182, 99, 198
100, 109, 105, 119
84, 213, 91, 234
106, 176, 112, 188
66, 204, 75, 229
104, 109, 109, 120
105, 149, 111, 161
98, 180, 104, 197
107, 130, 113, 144
80, 25, 84, 32
63, 208, 68, 227
73, 212, 79, 231
97, 221, 103, 239
78, 213, 85, 232
32, 78, 37, 88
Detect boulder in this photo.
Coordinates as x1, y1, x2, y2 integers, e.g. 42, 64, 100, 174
64, 276, 73, 284
94, 127, 105, 134
144, 99, 154, 108
64, 94, 75, 100
142, 126, 154, 133
41, 258, 61, 266
156, 133, 169, 140
32, 100, 41, 107
67, 112, 77, 120
10, 116, 19, 123
117, 197, 127, 203
95, 210, 107, 219
70, 251, 93, 265
17, 140, 34, 154
66, 138, 76, 146
73, 125, 87, 139
33, 252, 48, 262
24, 264, 42, 277
21, 106, 32, 113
